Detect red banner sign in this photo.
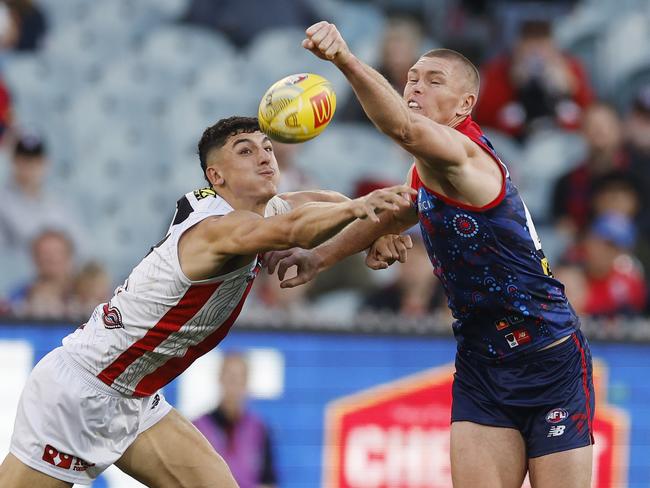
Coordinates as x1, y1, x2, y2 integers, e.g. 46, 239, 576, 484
323, 360, 628, 488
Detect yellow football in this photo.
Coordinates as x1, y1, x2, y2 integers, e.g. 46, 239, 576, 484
258, 73, 336, 143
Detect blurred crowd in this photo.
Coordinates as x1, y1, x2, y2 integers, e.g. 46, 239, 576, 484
1, 0, 650, 328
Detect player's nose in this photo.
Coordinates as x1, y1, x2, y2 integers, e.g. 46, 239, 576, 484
258, 151, 272, 166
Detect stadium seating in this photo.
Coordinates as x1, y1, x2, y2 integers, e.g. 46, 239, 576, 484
295, 123, 410, 195
597, 12, 650, 97
517, 129, 586, 223
5, 0, 641, 285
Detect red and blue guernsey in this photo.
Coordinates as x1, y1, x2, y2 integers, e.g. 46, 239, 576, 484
410, 116, 579, 361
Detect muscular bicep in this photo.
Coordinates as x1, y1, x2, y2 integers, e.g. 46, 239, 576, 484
202, 211, 298, 257
399, 114, 471, 171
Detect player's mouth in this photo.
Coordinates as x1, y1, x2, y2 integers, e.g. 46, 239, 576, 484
407, 100, 421, 110
258, 169, 275, 177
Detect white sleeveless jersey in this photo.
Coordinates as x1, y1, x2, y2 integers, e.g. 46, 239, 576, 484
63, 188, 264, 397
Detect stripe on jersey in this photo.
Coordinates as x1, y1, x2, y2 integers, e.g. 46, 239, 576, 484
97, 282, 222, 388
131, 278, 256, 396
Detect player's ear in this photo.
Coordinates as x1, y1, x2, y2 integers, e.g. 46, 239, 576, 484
206, 166, 225, 187
458, 93, 476, 117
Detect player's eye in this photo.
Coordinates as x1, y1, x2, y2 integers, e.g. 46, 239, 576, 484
239, 148, 252, 155
407, 78, 418, 84
264, 146, 273, 153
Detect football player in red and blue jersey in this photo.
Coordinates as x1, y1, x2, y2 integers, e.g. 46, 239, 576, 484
269, 21, 594, 488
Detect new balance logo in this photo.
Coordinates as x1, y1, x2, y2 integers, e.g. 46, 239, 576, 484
547, 425, 566, 437
151, 393, 160, 410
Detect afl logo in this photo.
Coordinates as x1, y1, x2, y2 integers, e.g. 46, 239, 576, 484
545, 408, 568, 424
453, 214, 479, 238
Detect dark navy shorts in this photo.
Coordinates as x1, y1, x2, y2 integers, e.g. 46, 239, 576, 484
451, 330, 595, 458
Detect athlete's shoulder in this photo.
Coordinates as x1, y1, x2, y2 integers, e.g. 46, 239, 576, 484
169, 187, 233, 228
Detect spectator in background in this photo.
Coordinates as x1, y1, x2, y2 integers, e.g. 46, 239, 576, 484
181, 0, 320, 49
69, 261, 111, 319
0, 131, 84, 260
624, 85, 650, 236
4, 0, 47, 51
7, 229, 75, 318
581, 213, 646, 317
591, 172, 640, 221
361, 233, 446, 317
552, 263, 587, 316
474, 19, 593, 139
340, 16, 423, 123
0, 1, 18, 50
193, 352, 277, 488
551, 103, 628, 236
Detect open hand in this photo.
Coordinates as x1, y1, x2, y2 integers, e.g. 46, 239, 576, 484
351, 185, 416, 223
264, 248, 323, 288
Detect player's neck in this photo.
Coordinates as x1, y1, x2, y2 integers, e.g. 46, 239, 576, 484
214, 188, 267, 216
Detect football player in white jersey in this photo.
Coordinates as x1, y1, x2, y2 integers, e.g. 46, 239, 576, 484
0, 116, 415, 488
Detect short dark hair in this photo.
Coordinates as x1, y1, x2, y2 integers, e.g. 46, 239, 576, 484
197, 116, 260, 184
422, 48, 480, 96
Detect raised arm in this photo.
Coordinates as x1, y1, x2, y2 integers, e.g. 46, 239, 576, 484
302, 22, 473, 170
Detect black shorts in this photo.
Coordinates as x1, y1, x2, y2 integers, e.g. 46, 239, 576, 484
451, 330, 595, 458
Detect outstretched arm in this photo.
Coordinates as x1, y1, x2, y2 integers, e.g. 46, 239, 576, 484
302, 21, 472, 171
267, 199, 418, 288
179, 186, 412, 281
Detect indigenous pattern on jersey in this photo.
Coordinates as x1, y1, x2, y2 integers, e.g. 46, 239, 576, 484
410, 116, 579, 360
63, 188, 260, 397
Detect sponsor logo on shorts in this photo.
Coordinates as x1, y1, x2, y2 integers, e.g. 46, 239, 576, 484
546, 408, 569, 424
547, 425, 566, 437
102, 303, 123, 329
151, 393, 160, 410
42, 444, 95, 471
73, 458, 95, 472
505, 328, 531, 348
495, 319, 509, 331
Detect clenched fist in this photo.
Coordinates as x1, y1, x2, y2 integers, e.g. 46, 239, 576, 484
302, 21, 352, 66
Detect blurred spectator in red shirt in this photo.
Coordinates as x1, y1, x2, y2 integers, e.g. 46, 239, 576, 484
551, 103, 628, 236
7, 229, 76, 319
553, 263, 588, 316
474, 20, 593, 139
339, 16, 423, 124
582, 213, 646, 317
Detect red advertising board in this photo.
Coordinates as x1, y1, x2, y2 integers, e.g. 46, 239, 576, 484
323, 360, 628, 488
